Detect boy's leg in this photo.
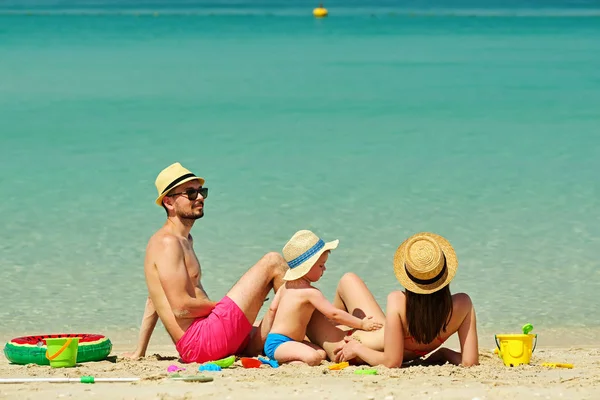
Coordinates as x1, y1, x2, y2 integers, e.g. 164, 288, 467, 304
274, 340, 326, 366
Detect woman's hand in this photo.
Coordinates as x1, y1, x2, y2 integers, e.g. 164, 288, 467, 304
335, 337, 363, 362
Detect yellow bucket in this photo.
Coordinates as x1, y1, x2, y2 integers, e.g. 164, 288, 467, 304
45, 337, 80, 368
495, 333, 537, 367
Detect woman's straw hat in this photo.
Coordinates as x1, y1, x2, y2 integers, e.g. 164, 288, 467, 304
282, 230, 339, 281
393, 232, 458, 294
155, 162, 205, 206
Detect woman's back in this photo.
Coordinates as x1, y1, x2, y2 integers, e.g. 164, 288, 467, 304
323, 232, 479, 367
394, 290, 476, 361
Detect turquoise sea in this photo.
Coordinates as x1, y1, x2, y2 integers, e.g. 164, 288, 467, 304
1, 0, 599, 346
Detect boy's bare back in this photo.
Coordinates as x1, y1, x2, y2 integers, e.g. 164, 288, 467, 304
264, 232, 382, 365
269, 282, 323, 341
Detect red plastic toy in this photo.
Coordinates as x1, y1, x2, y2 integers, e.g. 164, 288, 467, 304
241, 357, 262, 368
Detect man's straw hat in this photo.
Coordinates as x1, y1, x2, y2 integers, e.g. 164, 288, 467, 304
282, 230, 339, 281
393, 232, 458, 294
154, 162, 205, 206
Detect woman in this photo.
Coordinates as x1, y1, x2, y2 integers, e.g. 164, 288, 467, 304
305, 232, 479, 367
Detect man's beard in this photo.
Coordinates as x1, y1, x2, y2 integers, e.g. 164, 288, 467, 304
177, 208, 204, 221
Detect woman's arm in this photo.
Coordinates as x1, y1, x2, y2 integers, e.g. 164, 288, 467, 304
424, 347, 462, 365
421, 294, 479, 367
456, 294, 479, 366
339, 291, 405, 368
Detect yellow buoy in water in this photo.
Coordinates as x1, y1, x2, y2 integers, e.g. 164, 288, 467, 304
313, 4, 328, 18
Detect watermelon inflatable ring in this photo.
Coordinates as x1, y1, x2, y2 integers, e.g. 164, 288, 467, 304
4, 334, 112, 365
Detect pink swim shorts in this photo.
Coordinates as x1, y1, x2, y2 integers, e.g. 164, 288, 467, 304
176, 296, 253, 364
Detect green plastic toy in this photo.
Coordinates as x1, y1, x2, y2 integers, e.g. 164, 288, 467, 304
522, 323, 534, 335
354, 369, 378, 375
211, 355, 236, 369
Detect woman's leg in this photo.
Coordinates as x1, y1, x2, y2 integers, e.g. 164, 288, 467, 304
305, 311, 346, 361
306, 273, 386, 361
332, 273, 386, 351
332, 273, 386, 322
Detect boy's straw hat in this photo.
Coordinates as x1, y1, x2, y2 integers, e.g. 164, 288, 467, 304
282, 230, 339, 281
393, 232, 458, 294
154, 162, 205, 206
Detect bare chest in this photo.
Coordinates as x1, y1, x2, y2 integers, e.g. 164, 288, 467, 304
181, 241, 201, 282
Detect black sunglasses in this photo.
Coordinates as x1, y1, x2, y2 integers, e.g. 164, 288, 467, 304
167, 187, 208, 201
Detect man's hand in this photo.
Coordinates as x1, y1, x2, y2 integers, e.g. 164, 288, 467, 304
122, 350, 144, 360
361, 316, 383, 331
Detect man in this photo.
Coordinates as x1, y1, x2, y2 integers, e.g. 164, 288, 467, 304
125, 162, 287, 362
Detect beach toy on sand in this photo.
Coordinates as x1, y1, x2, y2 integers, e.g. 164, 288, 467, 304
354, 369, 378, 375
0, 376, 139, 384
45, 337, 79, 368
4, 334, 112, 365
198, 363, 221, 372
167, 365, 186, 373
211, 355, 236, 368
541, 362, 574, 369
495, 333, 537, 367
258, 356, 279, 368
241, 357, 262, 368
328, 362, 349, 370
170, 374, 214, 383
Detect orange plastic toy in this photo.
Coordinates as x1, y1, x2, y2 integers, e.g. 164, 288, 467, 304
328, 362, 349, 370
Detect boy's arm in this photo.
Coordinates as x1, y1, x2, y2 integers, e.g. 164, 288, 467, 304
306, 288, 368, 330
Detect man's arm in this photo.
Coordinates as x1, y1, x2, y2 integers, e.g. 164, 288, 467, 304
194, 284, 211, 301
123, 297, 159, 360
156, 236, 217, 319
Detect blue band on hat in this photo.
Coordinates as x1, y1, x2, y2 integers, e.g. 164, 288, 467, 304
288, 239, 325, 269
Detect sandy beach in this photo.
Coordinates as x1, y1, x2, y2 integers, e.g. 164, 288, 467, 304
2, 3, 600, 399
1, 340, 599, 400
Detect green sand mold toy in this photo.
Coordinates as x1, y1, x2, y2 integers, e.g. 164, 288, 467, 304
354, 369, 378, 375
210, 355, 236, 368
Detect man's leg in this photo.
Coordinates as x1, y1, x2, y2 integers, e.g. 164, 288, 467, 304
225, 252, 287, 355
